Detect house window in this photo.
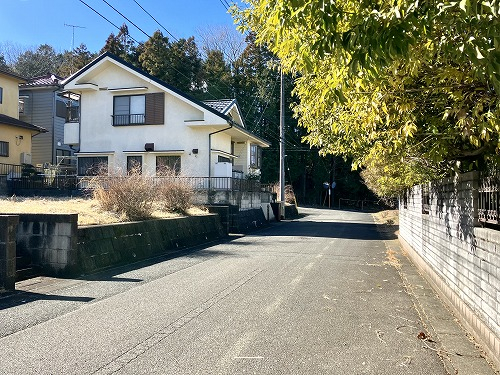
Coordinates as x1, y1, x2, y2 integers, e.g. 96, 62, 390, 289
218, 155, 231, 163
156, 155, 181, 175
56, 100, 67, 118
0, 141, 8, 157
113, 95, 145, 125
66, 102, 79, 123
0, 87, 3, 104
250, 144, 262, 168
19, 98, 25, 114
112, 93, 164, 126
127, 156, 142, 174
78, 156, 108, 176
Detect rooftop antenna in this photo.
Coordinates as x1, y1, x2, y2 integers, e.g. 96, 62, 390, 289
64, 23, 86, 73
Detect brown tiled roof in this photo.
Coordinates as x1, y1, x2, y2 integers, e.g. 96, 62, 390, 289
0, 114, 47, 133
21, 73, 64, 88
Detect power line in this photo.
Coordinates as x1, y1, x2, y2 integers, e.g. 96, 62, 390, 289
102, 0, 151, 39
132, 0, 178, 41
78, 0, 141, 44
219, 0, 229, 10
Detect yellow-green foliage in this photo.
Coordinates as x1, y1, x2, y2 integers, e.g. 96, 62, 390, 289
234, 0, 500, 196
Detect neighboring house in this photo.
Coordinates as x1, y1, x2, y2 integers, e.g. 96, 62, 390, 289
0, 68, 47, 166
62, 52, 270, 178
19, 74, 76, 167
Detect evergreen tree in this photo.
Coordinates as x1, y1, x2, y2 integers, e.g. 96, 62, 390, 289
14, 44, 60, 78
138, 30, 170, 79
57, 43, 95, 77
200, 49, 233, 100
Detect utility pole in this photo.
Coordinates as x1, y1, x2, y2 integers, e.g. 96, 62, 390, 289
64, 24, 86, 73
279, 68, 285, 210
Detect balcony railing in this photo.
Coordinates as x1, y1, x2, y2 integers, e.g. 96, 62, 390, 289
112, 114, 146, 126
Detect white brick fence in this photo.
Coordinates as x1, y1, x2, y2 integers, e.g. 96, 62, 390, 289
399, 171, 499, 368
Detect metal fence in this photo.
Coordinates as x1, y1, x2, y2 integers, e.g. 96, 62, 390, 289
478, 174, 500, 226
1, 163, 78, 193
1, 162, 272, 195
77, 176, 264, 193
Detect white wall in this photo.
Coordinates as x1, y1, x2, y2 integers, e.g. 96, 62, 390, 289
399, 172, 499, 369
74, 61, 221, 177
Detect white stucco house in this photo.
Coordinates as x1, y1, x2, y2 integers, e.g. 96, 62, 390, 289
62, 52, 269, 179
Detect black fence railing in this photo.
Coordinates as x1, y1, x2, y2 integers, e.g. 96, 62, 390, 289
111, 114, 146, 126
478, 174, 500, 226
1, 163, 274, 195
1, 163, 78, 193
79, 176, 264, 192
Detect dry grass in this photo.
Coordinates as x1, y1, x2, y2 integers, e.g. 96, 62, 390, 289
0, 195, 207, 226
372, 209, 399, 226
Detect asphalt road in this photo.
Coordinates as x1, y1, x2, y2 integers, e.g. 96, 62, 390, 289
0, 208, 450, 374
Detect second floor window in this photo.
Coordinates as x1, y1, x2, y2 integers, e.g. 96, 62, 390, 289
112, 93, 164, 126
250, 144, 262, 168
113, 95, 145, 125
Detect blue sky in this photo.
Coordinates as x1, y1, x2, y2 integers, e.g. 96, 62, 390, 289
0, 0, 244, 53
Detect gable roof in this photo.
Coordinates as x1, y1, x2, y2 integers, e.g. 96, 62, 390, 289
0, 114, 47, 133
62, 52, 270, 147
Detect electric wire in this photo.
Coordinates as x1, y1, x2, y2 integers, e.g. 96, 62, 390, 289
102, 0, 151, 39
132, 0, 178, 41
218, 0, 230, 10
80, 0, 293, 138
78, 0, 142, 44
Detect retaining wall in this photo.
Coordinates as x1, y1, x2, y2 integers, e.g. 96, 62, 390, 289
194, 190, 273, 210
0, 215, 19, 292
16, 213, 79, 275
399, 171, 500, 369
13, 213, 225, 277
77, 215, 224, 274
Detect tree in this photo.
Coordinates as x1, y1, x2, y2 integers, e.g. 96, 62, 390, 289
57, 44, 96, 77
200, 49, 233, 99
13, 44, 60, 77
138, 30, 170, 78
234, 0, 500, 197
100, 24, 138, 64
197, 25, 246, 67
167, 37, 203, 95
0, 54, 7, 69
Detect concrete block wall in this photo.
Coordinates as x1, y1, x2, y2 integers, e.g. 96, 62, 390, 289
194, 190, 273, 210
0, 215, 19, 292
399, 171, 499, 368
16, 213, 79, 276
77, 215, 225, 275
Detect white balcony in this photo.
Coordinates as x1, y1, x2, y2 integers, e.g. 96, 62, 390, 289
64, 122, 80, 146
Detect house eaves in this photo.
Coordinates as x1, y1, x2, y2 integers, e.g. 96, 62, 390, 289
0, 114, 48, 133
0, 67, 27, 83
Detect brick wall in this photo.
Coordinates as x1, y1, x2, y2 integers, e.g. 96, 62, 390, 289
399, 171, 500, 367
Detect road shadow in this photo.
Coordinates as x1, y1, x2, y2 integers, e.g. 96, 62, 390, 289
253, 220, 398, 241
0, 291, 94, 310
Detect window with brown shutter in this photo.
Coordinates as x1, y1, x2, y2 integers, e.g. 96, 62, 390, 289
145, 92, 164, 125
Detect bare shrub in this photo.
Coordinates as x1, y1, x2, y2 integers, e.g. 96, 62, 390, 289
85, 164, 157, 221
155, 167, 194, 214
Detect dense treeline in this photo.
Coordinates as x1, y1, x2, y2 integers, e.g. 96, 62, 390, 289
0, 24, 374, 205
